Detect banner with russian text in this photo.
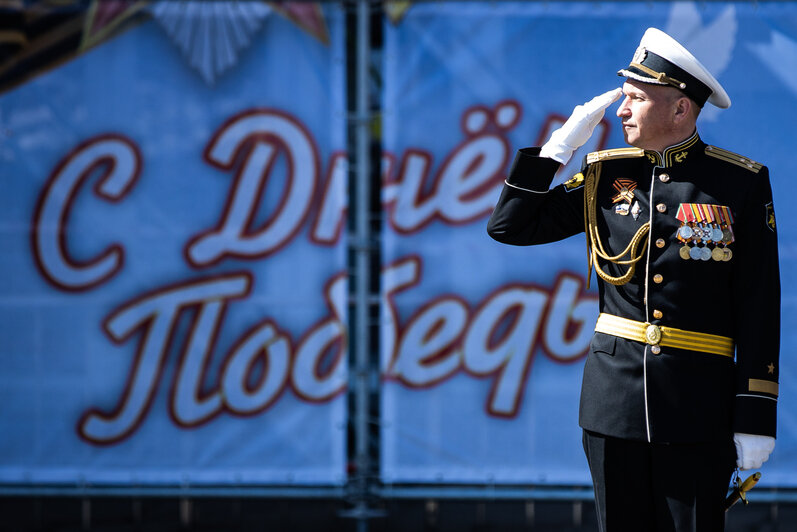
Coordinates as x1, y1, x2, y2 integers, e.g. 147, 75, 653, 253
381, 1, 797, 486
0, 3, 347, 485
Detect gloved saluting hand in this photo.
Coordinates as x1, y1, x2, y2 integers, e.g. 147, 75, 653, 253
540, 87, 623, 165
734, 432, 776, 470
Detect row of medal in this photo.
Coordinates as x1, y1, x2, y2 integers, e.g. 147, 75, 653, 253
675, 203, 734, 262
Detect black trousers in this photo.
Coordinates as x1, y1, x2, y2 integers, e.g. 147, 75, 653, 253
582, 430, 737, 532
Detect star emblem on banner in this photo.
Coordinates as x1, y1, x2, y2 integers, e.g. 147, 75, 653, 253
150, 1, 329, 84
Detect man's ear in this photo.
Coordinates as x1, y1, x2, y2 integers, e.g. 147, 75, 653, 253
673, 96, 692, 124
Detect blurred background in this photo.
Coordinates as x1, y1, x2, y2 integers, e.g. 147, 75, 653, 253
1, 1, 795, 530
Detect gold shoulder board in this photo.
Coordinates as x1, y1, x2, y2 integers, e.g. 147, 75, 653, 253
705, 145, 763, 173
587, 147, 645, 164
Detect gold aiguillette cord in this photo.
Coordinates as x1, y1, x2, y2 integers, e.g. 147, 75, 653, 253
583, 162, 650, 289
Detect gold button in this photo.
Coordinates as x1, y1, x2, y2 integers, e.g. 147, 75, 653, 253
656, 203, 667, 213
651, 345, 662, 355
655, 238, 665, 248
659, 173, 670, 183
653, 274, 663, 284
653, 310, 663, 319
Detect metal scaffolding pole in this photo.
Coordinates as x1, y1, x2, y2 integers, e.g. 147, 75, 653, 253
349, 1, 374, 532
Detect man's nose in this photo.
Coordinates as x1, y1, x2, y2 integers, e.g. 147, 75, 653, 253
616, 97, 630, 117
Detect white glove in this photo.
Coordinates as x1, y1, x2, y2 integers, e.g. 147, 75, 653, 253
734, 432, 776, 470
540, 88, 623, 165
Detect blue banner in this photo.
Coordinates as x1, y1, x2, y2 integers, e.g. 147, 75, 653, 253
0, 4, 347, 485
381, 1, 797, 486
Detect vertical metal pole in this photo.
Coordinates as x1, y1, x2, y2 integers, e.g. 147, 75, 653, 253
353, 1, 372, 532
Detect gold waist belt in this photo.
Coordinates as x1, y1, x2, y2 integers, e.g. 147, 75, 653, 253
594, 313, 735, 358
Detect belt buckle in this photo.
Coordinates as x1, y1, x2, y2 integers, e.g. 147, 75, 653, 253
645, 324, 662, 345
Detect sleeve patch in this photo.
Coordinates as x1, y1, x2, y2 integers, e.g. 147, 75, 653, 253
563, 172, 585, 192
765, 201, 776, 232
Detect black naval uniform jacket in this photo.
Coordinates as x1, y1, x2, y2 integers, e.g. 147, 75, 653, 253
487, 132, 780, 444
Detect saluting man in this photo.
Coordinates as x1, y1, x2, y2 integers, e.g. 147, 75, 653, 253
488, 28, 780, 531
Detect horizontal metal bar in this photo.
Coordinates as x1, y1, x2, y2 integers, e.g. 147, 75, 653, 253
4, 483, 797, 504
376, 485, 797, 504
377, 485, 596, 501
0, 485, 346, 498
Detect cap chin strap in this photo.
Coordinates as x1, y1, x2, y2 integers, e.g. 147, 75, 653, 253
629, 62, 687, 90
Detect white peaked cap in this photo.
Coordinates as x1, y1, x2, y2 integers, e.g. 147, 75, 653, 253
618, 27, 731, 109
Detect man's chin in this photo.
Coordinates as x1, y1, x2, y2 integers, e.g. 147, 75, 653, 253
621, 131, 635, 147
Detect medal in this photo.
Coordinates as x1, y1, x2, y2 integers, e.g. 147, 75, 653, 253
702, 205, 717, 242
699, 223, 712, 243
678, 225, 693, 240
690, 209, 702, 243
676, 205, 693, 242
708, 207, 724, 242
680, 245, 691, 260
722, 248, 733, 261
631, 200, 642, 220
722, 225, 736, 244
689, 246, 702, 260
719, 206, 735, 244
700, 246, 712, 261
611, 179, 637, 205
711, 247, 725, 261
